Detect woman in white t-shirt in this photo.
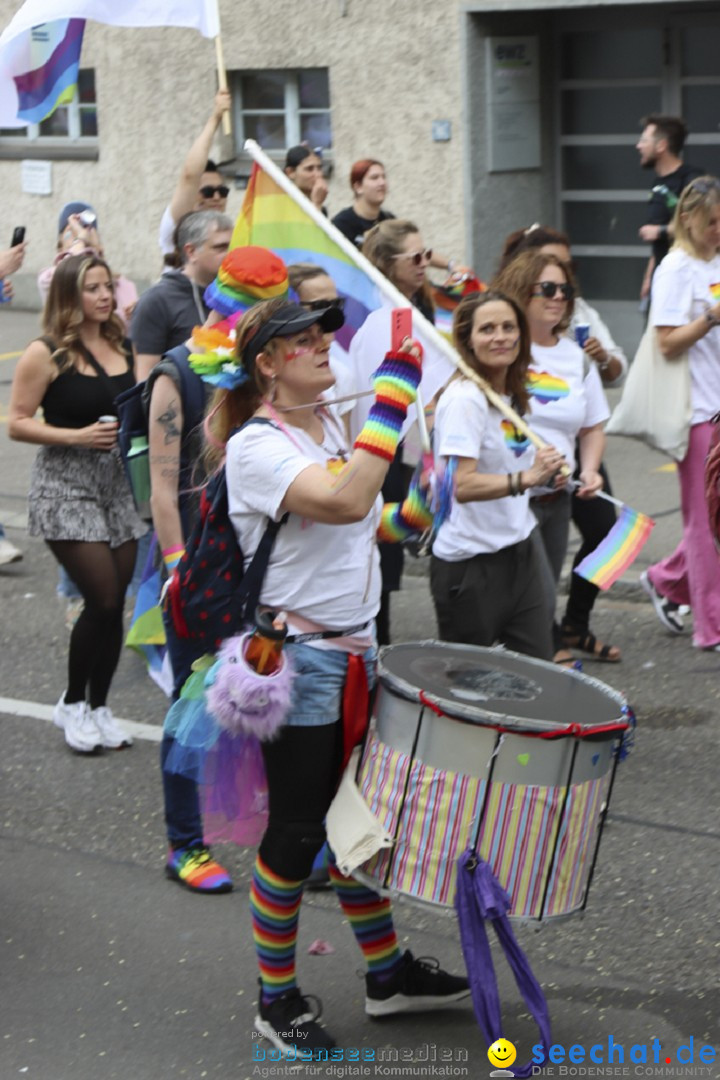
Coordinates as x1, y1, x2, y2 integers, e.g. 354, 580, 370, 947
495, 251, 609, 663
205, 298, 469, 1057
431, 290, 567, 659
641, 176, 720, 650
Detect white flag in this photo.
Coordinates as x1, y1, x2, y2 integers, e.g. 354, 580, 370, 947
0, 0, 220, 50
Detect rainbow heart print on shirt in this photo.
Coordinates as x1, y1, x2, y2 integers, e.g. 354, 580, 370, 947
710, 283, 720, 301
501, 420, 531, 457
527, 370, 570, 406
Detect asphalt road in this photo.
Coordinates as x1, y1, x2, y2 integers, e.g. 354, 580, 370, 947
1, 309, 719, 1080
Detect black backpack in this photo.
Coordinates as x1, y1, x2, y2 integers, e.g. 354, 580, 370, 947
165, 419, 286, 650
115, 344, 206, 521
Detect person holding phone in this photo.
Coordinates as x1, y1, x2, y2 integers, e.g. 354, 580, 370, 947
38, 202, 138, 332
8, 254, 145, 753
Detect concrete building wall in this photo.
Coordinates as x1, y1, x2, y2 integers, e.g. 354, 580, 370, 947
0, 0, 467, 309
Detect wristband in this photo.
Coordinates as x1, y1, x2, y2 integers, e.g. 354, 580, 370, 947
705, 311, 719, 328
163, 545, 185, 572
354, 349, 422, 462
377, 471, 433, 543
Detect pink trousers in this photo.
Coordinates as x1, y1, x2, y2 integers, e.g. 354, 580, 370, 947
648, 421, 720, 648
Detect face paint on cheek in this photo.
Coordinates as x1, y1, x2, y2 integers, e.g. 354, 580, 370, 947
284, 346, 317, 362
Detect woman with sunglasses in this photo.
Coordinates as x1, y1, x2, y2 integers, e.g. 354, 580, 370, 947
431, 290, 566, 659
287, 262, 353, 407
498, 225, 626, 663
494, 251, 609, 664
640, 177, 720, 650
204, 298, 468, 1057
343, 220, 454, 643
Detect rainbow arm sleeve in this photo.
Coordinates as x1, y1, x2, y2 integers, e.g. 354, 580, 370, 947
353, 350, 423, 462
377, 469, 433, 543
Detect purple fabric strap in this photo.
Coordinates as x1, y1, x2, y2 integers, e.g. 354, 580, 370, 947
454, 851, 551, 1077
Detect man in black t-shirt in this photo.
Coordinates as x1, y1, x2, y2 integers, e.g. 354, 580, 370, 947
131, 209, 232, 380
636, 114, 704, 300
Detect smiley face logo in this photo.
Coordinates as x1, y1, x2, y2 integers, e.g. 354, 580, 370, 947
488, 1039, 517, 1070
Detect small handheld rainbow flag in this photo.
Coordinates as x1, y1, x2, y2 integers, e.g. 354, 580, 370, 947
574, 502, 655, 591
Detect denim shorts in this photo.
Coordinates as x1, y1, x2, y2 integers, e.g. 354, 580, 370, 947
283, 643, 376, 727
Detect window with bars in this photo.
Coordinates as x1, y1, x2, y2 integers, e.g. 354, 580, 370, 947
0, 69, 97, 146
233, 68, 332, 154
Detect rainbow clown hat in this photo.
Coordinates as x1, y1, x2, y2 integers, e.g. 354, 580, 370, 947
191, 247, 289, 390
204, 245, 289, 317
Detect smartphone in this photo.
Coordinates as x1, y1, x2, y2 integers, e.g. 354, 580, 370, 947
391, 307, 412, 352
10, 226, 25, 247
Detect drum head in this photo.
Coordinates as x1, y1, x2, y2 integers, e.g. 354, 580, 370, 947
378, 641, 624, 732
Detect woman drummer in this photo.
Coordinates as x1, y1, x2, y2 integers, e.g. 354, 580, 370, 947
431, 289, 566, 659
205, 297, 469, 1058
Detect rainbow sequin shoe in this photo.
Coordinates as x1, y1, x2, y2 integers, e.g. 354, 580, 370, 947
165, 845, 233, 894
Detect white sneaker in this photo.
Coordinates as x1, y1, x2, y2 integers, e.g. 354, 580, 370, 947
91, 706, 133, 749
0, 537, 22, 566
53, 694, 103, 753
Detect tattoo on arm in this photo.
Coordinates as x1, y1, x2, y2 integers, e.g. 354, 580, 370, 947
157, 400, 181, 444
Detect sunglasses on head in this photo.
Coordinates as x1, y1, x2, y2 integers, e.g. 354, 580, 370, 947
199, 184, 230, 199
299, 297, 346, 314
532, 281, 575, 300
391, 248, 433, 266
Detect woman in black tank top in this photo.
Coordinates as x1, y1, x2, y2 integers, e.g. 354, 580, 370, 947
8, 254, 145, 754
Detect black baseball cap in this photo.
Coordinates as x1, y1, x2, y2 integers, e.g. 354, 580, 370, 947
244, 301, 344, 368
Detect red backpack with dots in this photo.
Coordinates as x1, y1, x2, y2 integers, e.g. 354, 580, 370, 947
166, 420, 286, 650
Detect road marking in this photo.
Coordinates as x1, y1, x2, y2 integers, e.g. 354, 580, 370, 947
653, 463, 677, 473
0, 350, 21, 361
0, 695, 162, 742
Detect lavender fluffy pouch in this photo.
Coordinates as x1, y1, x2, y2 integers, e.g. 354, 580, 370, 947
204, 633, 294, 741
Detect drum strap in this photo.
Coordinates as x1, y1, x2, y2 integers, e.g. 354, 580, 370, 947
455, 851, 552, 1076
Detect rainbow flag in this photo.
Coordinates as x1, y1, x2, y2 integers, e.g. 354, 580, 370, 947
125, 535, 173, 697
232, 162, 380, 359
230, 158, 455, 411
574, 504, 655, 591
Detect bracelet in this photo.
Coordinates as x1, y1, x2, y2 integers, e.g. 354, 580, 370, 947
705, 311, 719, 329
507, 473, 513, 496
516, 471, 524, 495
447, 259, 457, 274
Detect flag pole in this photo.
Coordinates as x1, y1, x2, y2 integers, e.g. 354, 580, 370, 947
243, 139, 553, 459
209, 0, 231, 136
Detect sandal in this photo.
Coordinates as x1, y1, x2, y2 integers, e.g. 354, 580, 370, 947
552, 649, 577, 669
560, 623, 621, 663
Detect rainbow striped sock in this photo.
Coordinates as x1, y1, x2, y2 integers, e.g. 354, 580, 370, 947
329, 863, 401, 975
250, 855, 304, 1003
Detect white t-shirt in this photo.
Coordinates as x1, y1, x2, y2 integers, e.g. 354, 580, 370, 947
340, 302, 455, 441
226, 412, 381, 639
432, 380, 537, 560
527, 336, 609, 492
651, 248, 720, 425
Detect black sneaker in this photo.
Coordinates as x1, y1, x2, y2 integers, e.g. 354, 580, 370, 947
254, 984, 336, 1060
365, 950, 471, 1017
640, 571, 685, 634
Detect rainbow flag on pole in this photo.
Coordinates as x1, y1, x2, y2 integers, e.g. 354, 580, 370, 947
574, 504, 655, 591
231, 144, 456, 414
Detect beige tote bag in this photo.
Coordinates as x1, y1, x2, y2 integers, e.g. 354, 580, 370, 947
606, 320, 691, 461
